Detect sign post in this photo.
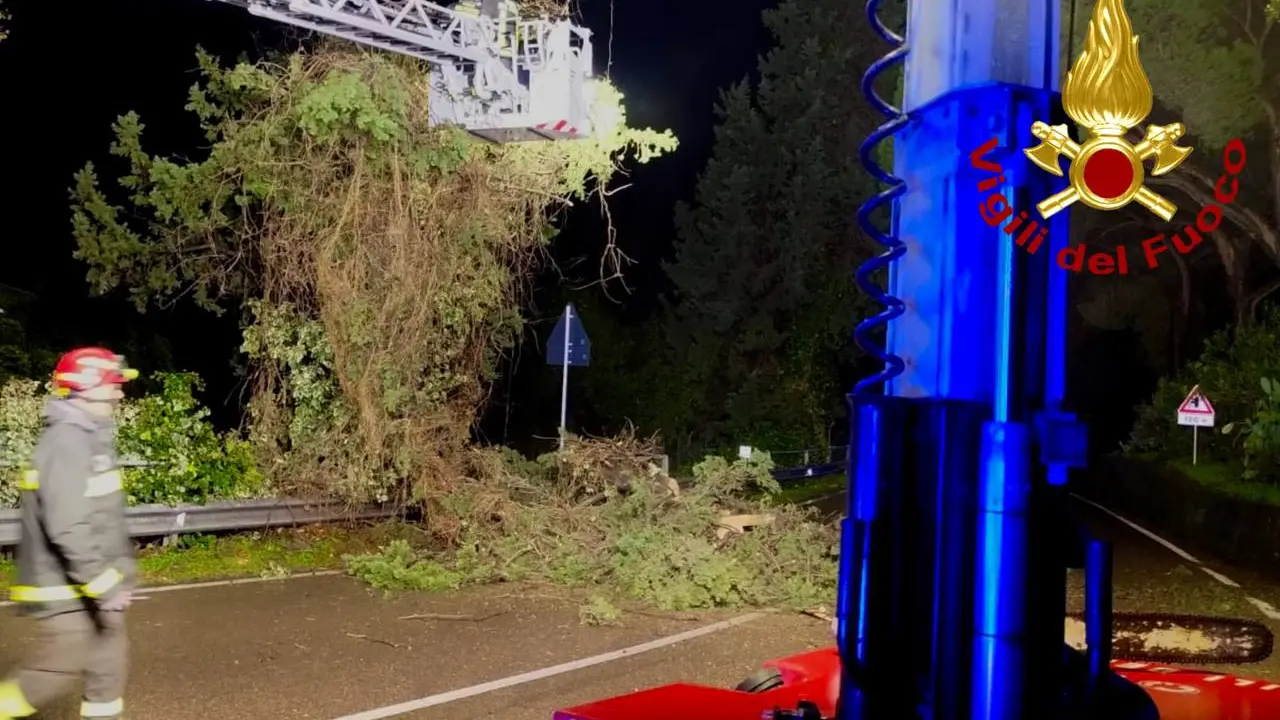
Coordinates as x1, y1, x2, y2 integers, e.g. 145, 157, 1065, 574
545, 303, 590, 450
1176, 385, 1215, 465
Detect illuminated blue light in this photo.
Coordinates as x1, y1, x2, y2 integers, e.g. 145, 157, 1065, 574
841, 1, 1073, 717
888, 84, 1067, 405
973, 420, 1031, 719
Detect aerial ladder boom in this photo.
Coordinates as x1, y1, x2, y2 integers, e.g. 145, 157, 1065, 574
208, 0, 595, 142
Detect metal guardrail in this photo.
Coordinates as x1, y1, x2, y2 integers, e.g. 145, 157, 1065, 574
0, 449, 841, 546
0, 498, 399, 546
767, 445, 850, 466
771, 460, 847, 483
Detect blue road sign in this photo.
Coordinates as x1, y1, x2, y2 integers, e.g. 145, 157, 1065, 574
546, 304, 590, 367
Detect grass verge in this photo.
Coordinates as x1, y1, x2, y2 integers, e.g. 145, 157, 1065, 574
1124, 452, 1280, 507
0, 522, 420, 594
1164, 458, 1280, 506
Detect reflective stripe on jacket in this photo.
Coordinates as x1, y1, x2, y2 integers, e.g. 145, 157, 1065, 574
11, 398, 135, 616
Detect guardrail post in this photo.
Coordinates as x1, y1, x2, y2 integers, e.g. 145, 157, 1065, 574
161, 510, 189, 547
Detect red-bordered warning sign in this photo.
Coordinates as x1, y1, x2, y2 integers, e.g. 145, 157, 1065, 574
1178, 385, 1215, 415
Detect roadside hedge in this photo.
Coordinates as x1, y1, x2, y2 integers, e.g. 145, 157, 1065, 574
1127, 306, 1280, 483
0, 373, 265, 508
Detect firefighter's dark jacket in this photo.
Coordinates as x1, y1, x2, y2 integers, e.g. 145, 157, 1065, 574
10, 398, 135, 616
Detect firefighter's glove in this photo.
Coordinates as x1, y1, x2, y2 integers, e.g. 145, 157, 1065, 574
99, 590, 131, 612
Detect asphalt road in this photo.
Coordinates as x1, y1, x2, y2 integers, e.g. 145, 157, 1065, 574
0, 578, 831, 720
1, 494, 1279, 719
1068, 494, 1280, 680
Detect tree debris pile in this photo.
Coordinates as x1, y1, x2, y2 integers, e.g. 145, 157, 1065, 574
70, 43, 675, 507
516, 0, 572, 17
346, 436, 840, 611
552, 430, 680, 501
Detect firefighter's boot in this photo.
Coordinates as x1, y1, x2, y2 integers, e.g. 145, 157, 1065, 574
0, 680, 35, 719
81, 697, 124, 719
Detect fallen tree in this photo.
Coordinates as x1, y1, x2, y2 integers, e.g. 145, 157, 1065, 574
346, 434, 840, 612
70, 39, 675, 506
64, 22, 840, 614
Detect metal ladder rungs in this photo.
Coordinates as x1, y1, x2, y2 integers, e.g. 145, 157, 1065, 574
276, 13, 445, 60
281, 12, 475, 65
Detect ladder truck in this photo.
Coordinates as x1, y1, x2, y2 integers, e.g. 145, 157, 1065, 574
550, 0, 1280, 718
209, 0, 595, 142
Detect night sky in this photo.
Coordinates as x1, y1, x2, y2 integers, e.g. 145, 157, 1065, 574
0, 0, 778, 428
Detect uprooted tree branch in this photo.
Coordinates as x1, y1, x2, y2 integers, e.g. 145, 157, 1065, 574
345, 433, 839, 612
70, 41, 675, 507
64, 11, 841, 615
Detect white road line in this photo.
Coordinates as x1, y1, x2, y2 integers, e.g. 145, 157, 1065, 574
1068, 494, 1280, 626
0, 569, 345, 608
1247, 597, 1280, 621
1070, 494, 1252, 588
1070, 494, 1203, 565
327, 612, 769, 720
1200, 567, 1241, 588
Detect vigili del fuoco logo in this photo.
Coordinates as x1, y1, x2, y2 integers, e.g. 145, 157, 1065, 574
969, 0, 1248, 275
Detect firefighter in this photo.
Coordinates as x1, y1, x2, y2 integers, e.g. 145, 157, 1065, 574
456, 0, 519, 57
0, 348, 138, 720
484, 0, 519, 22
496, 0, 520, 58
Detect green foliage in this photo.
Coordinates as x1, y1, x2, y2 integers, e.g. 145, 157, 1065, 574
1220, 377, 1280, 479
1129, 306, 1280, 478
0, 373, 263, 508
343, 540, 464, 592
660, 0, 894, 457
240, 301, 345, 446
70, 45, 675, 504
236, 301, 379, 498
345, 445, 838, 612
1111, 0, 1271, 151
116, 372, 265, 505
0, 379, 43, 508
689, 450, 781, 500
578, 595, 623, 626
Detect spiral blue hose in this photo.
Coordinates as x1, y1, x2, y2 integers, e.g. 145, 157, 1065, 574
853, 0, 908, 394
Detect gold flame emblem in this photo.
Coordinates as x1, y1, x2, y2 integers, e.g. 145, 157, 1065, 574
1024, 0, 1192, 221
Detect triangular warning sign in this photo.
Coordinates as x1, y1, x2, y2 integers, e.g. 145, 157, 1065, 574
1177, 385, 1215, 415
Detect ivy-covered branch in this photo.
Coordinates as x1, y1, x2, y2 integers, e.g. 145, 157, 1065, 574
70, 43, 676, 503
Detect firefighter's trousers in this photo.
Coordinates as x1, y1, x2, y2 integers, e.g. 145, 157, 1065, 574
0, 609, 127, 719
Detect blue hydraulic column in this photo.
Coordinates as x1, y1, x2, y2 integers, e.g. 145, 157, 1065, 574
839, 0, 1086, 719
891, 0, 1064, 407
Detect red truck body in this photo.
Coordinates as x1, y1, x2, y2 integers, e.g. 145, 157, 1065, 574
553, 648, 1280, 720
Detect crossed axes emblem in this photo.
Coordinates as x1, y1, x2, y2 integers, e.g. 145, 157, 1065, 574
1024, 121, 1193, 222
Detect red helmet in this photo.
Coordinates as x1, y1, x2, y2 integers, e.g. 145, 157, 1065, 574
52, 347, 138, 396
